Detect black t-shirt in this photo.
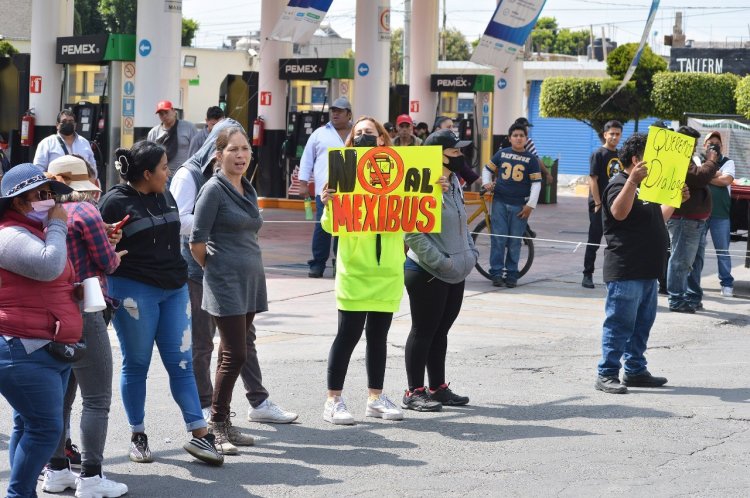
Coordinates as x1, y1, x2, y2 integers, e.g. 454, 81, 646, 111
99, 184, 187, 289
601, 173, 669, 282
589, 147, 622, 208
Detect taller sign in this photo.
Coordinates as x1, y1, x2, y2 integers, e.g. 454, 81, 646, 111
669, 48, 749, 76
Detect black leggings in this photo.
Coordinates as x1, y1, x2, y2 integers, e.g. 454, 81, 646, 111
404, 270, 465, 390
327, 310, 393, 391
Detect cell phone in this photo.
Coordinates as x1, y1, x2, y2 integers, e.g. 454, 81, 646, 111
112, 214, 130, 233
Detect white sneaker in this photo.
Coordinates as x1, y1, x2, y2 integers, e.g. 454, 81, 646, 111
42, 467, 78, 493
322, 396, 355, 425
721, 286, 734, 297
202, 406, 212, 423
75, 474, 128, 498
365, 394, 404, 420
248, 399, 298, 424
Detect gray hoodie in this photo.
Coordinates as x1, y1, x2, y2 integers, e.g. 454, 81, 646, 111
405, 173, 478, 284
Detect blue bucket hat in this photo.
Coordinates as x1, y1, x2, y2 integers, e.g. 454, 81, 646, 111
0, 163, 73, 199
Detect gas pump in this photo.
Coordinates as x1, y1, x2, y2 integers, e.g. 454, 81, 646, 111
430, 73, 494, 186
278, 58, 353, 198
67, 101, 108, 178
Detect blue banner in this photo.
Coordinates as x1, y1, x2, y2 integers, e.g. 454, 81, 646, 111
270, 0, 334, 44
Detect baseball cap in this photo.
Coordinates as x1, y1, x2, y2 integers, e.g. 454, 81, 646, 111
155, 100, 174, 113
383, 122, 395, 132
330, 96, 352, 111
423, 129, 472, 150
396, 114, 413, 126
514, 117, 533, 128
704, 131, 722, 144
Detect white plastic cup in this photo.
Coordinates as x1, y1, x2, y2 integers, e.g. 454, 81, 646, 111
82, 277, 106, 313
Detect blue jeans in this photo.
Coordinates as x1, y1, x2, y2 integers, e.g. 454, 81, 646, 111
666, 218, 707, 308
598, 279, 657, 377
108, 276, 206, 433
0, 338, 70, 498
708, 217, 734, 288
489, 199, 527, 282
309, 195, 338, 272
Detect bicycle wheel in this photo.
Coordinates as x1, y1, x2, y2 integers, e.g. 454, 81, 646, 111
471, 219, 535, 280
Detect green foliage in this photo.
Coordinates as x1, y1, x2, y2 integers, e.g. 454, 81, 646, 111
651, 72, 739, 120
554, 29, 589, 56
441, 28, 471, 61
530, 16, 557, 53
737, 76, 750, 119
182, 18, 199, 47
606, 43, 666, 90
530, 17, 590, 55
390, 27, 403, 84
0, 41, 19, 57
74, 0, 106, 35
540, 77, 640, 132
99, 0, 137, 34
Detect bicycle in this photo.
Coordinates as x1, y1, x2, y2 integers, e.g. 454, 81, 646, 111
465, 190, 535, 280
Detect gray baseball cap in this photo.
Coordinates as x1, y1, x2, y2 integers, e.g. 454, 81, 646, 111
330, 96, 352, 111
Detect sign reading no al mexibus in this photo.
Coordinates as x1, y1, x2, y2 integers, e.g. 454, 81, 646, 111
669, 48, 750, 76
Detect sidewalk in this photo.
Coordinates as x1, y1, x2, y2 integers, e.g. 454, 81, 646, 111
2, 193, 750, 497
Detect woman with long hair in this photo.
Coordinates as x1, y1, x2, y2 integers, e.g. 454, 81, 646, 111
98, 141, 223, 466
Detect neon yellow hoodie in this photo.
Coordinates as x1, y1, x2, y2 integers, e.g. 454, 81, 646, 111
321, 205, 404, 312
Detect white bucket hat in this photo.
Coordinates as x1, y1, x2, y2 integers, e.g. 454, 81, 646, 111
47, 156, 100, 192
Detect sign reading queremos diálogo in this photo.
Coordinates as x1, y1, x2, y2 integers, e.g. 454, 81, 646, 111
430, 74, 477, 92
279, 58, 327, 80
56, 34, 109, 64
669, 48, 749, 76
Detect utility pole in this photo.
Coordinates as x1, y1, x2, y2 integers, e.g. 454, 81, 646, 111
403, 0, 411, 84
441, 0, 446, 60
601, 26, 608, 59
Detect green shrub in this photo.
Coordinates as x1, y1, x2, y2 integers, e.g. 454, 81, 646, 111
736, 75, 750, 119
651, 72, 739, 120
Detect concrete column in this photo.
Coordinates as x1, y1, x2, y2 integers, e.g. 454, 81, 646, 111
29, 0, 74, 126
134, 0, 182, 137
353, 0, 391, 122
492, 57, 524, 141
407, 0, 438, 126
256, 0, 293, 197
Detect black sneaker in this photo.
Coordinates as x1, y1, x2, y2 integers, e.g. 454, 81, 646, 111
183, 433, 224, 466
64, 438, 81, 469
504, 280, 517, 288
401, 389, 442, 412
429, 383, 469, 406
308, 268, 324, 278
129, 433, 153, 463
622, 370, 668, 387
491, 276, 504, 287
669, 303, 695, 313
595, 375, 628, 394
582, 274, 595, 289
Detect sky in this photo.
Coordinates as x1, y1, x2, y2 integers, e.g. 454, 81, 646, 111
182, 0, 750, 56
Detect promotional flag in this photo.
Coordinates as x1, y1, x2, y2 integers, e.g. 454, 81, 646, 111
471, 0, 547, 72
270, 0, 334, 44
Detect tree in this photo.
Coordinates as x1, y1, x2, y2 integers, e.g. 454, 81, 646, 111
540, 77, 640, 134
651, 72, 739, 120
182, 18, 199, 47
390, 27, 403, 85
737, 75, 750, 119
441, 28, 470, 61
604, 43, 666, 121
0, 41, 19, 57
530, 16, 557, 53
99, 0, 137, 34
554, 29, 589, 56
74, 0, 106, 35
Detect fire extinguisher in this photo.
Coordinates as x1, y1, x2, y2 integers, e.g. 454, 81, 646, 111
20, 109, 35, 147
252, 117, 264, 147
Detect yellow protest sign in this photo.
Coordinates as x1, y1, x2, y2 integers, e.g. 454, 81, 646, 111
327, 146, 443, 235
638, 126, 695, 208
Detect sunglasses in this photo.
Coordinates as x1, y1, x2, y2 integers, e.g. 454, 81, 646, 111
31, 190, 57, 201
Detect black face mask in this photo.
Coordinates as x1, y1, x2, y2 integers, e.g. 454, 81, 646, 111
59, 122, 75, 136
445, 155, 464, 173
353, 134, 378, 147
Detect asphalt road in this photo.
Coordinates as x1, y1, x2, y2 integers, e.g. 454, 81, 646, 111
2, 193, 749, 497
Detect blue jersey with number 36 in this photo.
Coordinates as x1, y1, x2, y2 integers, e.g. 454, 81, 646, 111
486, 147, 542, 205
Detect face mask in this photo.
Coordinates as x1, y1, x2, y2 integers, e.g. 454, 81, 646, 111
26, 199, 54, 223
59, 122, 75, 136
353, 134, 378, 147
445, 155, 464, 173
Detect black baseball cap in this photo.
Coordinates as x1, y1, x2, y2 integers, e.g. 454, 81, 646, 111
423, 129, 472, 150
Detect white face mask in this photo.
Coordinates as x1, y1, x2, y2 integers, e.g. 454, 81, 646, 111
26, 199, 55, 223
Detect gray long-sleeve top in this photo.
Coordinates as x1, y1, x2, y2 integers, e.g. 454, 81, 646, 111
0, 217, 69, 352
